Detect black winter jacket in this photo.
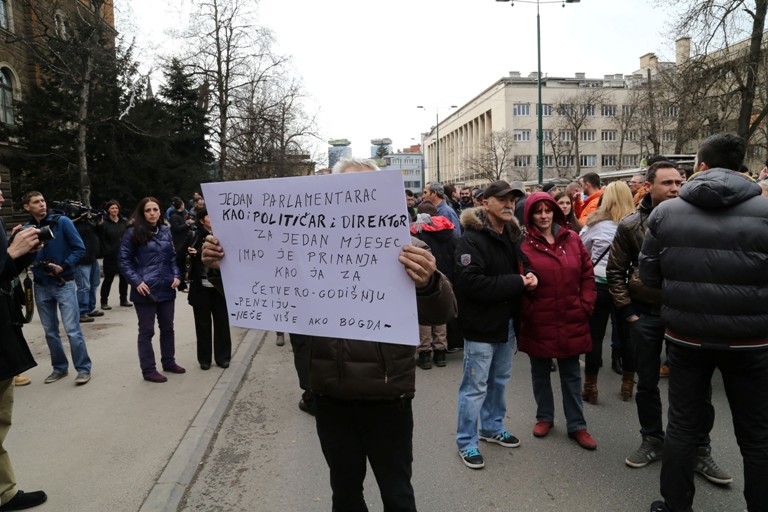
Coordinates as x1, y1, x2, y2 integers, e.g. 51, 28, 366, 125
639, 168, 768, 350
309, 238, 457, 401
454, 207, 532, 343
606, 193, 662, 317
0, 221, 36, 380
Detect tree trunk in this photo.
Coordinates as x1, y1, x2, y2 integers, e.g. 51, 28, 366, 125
78, 53, 93, 207
738, 0, 768, 140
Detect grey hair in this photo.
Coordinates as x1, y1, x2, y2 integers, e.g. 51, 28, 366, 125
332, 157, 379, 174
427, 182, 445, 199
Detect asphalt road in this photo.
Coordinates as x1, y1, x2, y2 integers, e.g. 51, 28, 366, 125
180, 332, 748, 512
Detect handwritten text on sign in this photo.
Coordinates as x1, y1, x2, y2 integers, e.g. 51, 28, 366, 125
201, 170, 418, 345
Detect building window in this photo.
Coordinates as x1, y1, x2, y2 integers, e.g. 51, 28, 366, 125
663, 106, 679, 117
543, 155, 554, 167
601, 130, 617, 142
513, 103, 530, 116
625, 130, 637, 142
54, 10, 72, 40
622, 105, 635, 117
558, 130, 573, 143
580, 130, 596, 142
602, 155, 617, 167
513, 129, 530, 142
663, 131, 675, 142
623, 155, 638, 166
580, 155, 596, 167
514, 155, 532, 167
537, 103, 552, 116
0, 0, 8, 31
0, 68, 14, 125
557, 103, 574, 116
541, 130, 553, 141
580, 104, 595, 116
601, 104, 617, 117
558, 155, 575, 167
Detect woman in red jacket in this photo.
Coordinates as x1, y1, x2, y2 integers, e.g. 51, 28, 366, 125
519, 192, 598, 450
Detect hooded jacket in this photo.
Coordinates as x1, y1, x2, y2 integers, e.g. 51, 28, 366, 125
309, 237, 457, 400
453, 206, 532, 343
118, 225, 180, 304
578, 188, 604, 224
518, 192, 596, 358
410, 214, 459, 281
606, 193, 662, 317
639, 168, 768, 350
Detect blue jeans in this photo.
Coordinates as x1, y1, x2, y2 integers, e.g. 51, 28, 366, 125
456, 321, 515, 452
35, 280, 92, 374
530, 355, 586, 432
75, 262, 100, 315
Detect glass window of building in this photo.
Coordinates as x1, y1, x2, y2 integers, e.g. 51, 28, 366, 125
543, 155, 554, 167
580, 104, 595, 116
601, 130, 617, 142
541, 130, 553, 141
513, 103, 530, 116
514, 129, 530, 142
601, 104, 617, 117
559, 130, 573, 143
625, 130, 637, 142
580, 155, 596, 167
580, 130, 596, 142
663, 131, 675, 142
0, 0, 8, 30
623, 155, 638, 167
537, 103, 552, 116
0, 68, 14, 125
513, 155, 532, 167
602, 155, 617, 167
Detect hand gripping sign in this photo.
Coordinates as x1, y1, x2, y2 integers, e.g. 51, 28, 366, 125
202, 170, 419, 345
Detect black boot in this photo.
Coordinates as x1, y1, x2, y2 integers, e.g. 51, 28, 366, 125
417, 351, 432, 370
433, 349, 447, 367
0, 490, 47, 511
611, 348, 623, 375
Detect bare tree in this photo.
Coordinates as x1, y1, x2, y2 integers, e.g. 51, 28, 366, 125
661, 0, 768, 141
462, 130, 518, 183
10, 0, 115, 205
552, 89, 608, 175
608, 91, 643, 167
183, 0, 285, 180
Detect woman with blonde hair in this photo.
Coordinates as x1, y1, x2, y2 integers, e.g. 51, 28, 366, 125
579, 181, 635, 403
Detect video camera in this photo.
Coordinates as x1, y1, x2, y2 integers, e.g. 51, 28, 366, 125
50, 200, 107, 222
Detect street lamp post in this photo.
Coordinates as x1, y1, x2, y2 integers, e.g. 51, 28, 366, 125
496, 0, 580, 186
417, 105, 457, 183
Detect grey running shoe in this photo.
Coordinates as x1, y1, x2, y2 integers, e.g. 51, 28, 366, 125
625, 435, 664, 468
44, 371, 68, 384
695, 446, 733, 485
74, 372, 91, 385
275, 333, 285, 346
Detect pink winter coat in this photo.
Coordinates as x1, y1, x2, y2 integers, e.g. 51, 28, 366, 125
518, 192, 597, 359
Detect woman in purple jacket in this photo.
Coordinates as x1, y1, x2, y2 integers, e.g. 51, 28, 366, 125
119, 197, 185, 383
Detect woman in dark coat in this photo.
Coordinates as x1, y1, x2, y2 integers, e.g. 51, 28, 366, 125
187, 209, 231, 370
118, 197, 184, 383
98, 200, 131, 309
518, 192, 598, 450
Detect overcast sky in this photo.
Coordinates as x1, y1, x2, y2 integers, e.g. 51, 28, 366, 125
119, 0, 679, 165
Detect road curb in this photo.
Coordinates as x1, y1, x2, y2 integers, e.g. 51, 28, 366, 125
137, 328, 266, 512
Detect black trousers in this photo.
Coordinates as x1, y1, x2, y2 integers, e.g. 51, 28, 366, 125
315, 395, 416, 512
100, 268, 128, 304
289, 333, 313, 402
585, 283, 613, 375
193, 287, 231, 366
661, 344, 768, 512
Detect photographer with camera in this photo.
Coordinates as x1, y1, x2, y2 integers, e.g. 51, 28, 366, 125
0, 185, 47, 510
22, 192, 92, 386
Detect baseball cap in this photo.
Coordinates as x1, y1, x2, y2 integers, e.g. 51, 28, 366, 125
483, 180, 525, 199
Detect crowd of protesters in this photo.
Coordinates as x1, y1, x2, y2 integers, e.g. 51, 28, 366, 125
3, 132, 767, 512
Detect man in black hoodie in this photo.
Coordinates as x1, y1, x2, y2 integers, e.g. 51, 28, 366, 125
641, 134, 768, 512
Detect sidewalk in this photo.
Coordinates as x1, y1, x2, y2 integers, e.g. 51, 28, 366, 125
6, 287, 262, 512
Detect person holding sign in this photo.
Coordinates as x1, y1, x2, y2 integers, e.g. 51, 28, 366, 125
202, 157, 457, 512
119, 197, 185, 383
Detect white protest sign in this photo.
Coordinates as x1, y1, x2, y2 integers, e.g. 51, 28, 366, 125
201, 170, 419, 345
